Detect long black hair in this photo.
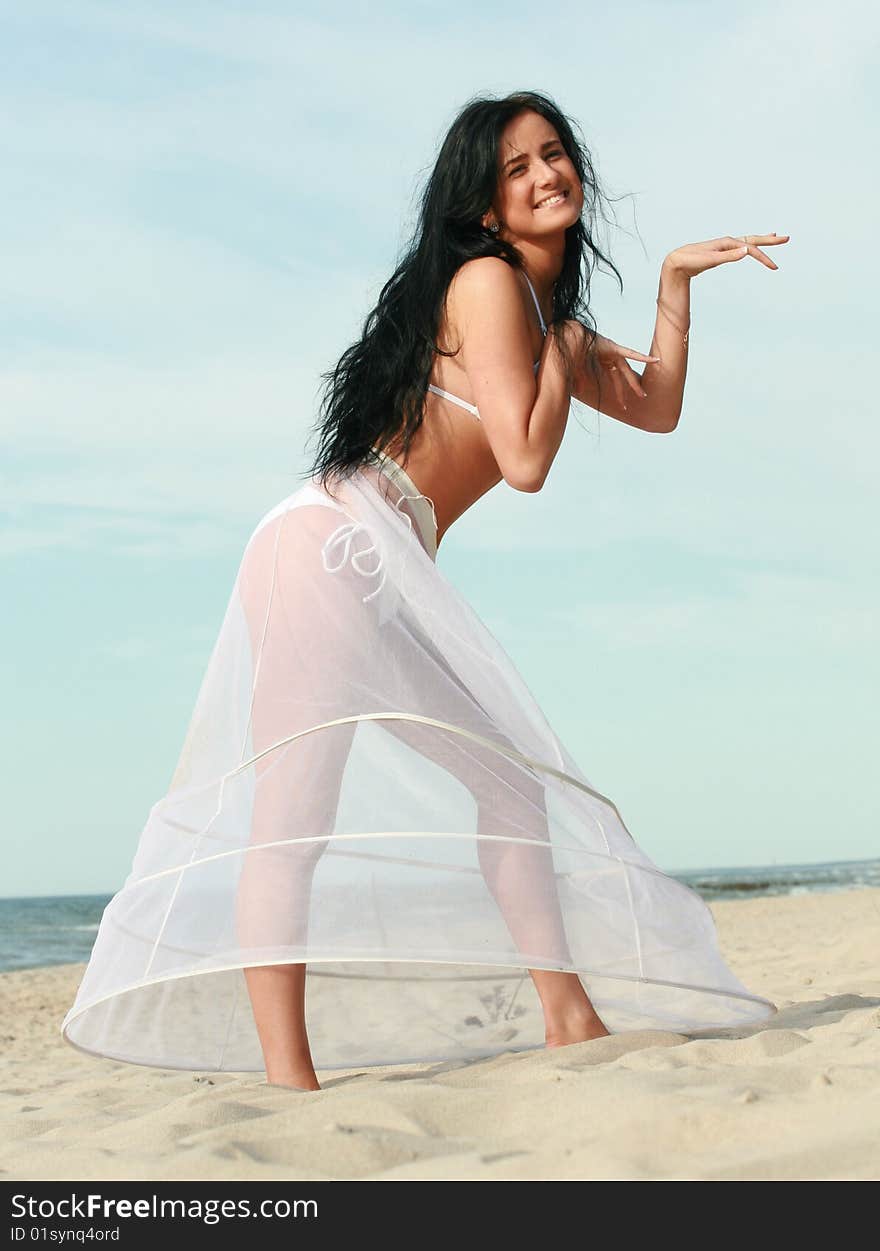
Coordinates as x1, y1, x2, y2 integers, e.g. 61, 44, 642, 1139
303, 89, 627, 498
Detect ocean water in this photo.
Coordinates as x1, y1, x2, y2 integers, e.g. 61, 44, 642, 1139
0, 893, 109, 974
674, 855, 880, 902
1, 856, 878, 974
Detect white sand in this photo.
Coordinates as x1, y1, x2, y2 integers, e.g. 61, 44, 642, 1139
2, 886, 878, 1181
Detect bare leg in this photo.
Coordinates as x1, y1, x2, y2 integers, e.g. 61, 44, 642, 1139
379, 716, 612, 1047
235, 717, 360, 1091
370, 562, 612, 1049
236, 507, 362, 1091
475, 783, 610, 1047
243, 964, 319, 1089
530, 971, 610, 1046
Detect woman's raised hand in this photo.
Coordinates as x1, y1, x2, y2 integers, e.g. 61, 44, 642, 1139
665, 232, 790, 278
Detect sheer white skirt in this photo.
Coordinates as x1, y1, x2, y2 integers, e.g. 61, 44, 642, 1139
61, 457, 776, 1071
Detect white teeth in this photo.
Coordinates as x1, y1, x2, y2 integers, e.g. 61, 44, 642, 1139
536, 191, 566, 208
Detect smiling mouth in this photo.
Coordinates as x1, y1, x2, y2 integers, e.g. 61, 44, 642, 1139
535, 190, 569, 209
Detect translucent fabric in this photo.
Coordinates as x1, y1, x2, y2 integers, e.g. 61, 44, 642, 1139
61, 459, 776, 1071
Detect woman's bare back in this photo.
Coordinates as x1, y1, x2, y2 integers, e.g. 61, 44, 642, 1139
382, 267, 547, 548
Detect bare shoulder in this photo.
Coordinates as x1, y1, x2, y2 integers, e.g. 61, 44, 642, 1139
451, 255, 517, 290
447, 257, 521, 331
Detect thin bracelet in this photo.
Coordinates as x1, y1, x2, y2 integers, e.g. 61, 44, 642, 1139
656, 296, 690, 345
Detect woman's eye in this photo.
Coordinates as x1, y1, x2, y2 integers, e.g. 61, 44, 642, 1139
510, 150, 564, 176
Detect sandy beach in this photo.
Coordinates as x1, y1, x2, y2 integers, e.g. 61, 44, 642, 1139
1, 886, 878, 1182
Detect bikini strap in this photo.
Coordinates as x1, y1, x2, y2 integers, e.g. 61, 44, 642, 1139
427, 383, 479, 417
522, 271, 548, 336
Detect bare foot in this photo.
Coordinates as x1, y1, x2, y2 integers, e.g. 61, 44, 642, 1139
545, 1005, 611, 1049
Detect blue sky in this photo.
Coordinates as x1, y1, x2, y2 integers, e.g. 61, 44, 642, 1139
3, 0, 878, 896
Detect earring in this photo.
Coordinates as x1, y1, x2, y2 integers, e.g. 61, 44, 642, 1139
489, 222, 500, 234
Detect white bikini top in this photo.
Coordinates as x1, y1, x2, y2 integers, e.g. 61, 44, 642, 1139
426, 269, 548, 420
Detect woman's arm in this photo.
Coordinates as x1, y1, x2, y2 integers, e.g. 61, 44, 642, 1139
570, 260, 690, 434
639, 260, 691, 431
518, 320, 581, 489
572, 233, 789, 434
453, 257, 575, 492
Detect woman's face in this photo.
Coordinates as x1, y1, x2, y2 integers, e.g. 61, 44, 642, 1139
483, 109, 583, 242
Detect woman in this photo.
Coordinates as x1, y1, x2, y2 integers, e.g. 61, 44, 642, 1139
61, 91, 788, 1093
